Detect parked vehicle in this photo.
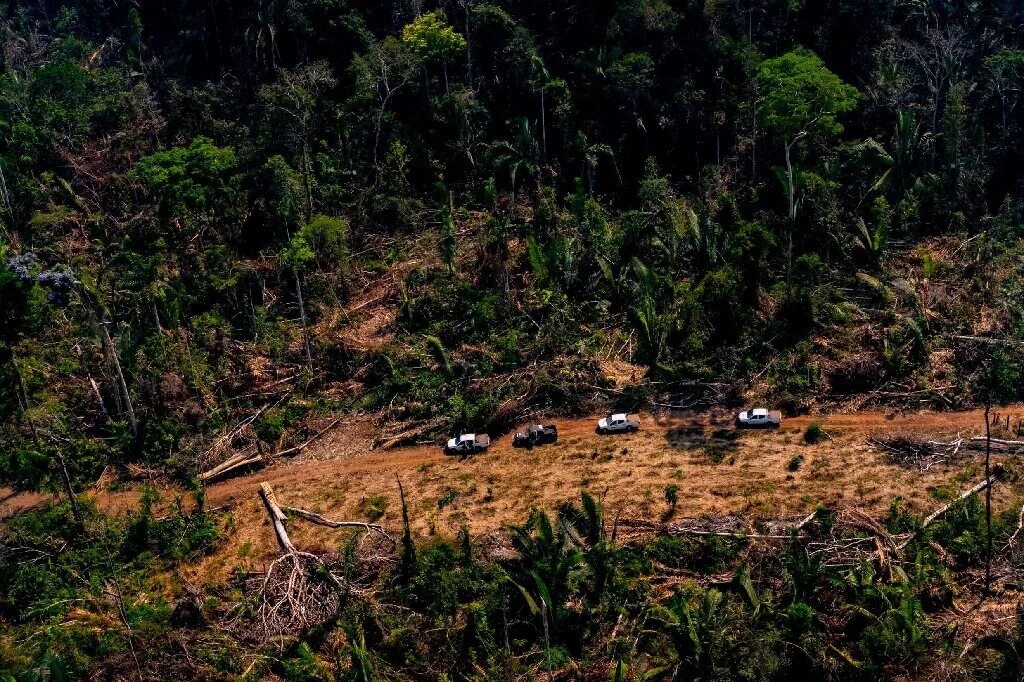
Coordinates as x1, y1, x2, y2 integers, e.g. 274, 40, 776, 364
734, 408, 782, 428
596, 413, 640, 434
445, 433, 491, 455
512, 424, 558, 447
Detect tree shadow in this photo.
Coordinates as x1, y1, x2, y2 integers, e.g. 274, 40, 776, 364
664, 427, 743, 464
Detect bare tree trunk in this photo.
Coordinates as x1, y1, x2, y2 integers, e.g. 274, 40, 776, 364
784, 138, 796, 297
540, 88, 547, 164
464, 1, 472, 83
985, 402, 993, 597
373, 94, 391, 173
294, 271, 313, 373
99, 319, 138, 436
301, 139, 314, 222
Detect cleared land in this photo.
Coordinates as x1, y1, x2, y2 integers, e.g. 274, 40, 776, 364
5, 406, 1024, 586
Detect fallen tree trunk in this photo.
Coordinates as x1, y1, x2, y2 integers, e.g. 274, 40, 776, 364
970, 436, 1024, 447
259, 482, 295, 553
200, 416, 344, 483
199, 450, 263, 483
921, 476, 996, 529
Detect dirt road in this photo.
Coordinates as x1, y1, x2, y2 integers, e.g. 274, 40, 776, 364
6, 406, 1023, 583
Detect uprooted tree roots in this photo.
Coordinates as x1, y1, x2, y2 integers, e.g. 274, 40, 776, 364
243, 482, 396, 642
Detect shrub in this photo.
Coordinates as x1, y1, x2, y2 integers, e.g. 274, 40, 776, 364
649, 535, 745, 572
361, 495, 388, 522
803, 422, 824, 444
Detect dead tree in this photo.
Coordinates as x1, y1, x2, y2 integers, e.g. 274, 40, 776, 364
248, 482, 393, 641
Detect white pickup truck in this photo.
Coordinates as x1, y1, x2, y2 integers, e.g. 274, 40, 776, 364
734, 408, 782, 428
445, 433, 491, 455
596, 413, 640, 434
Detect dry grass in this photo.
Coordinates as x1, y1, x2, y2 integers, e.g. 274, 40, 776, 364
10, 407, 1023, 588
170, 406, 1024, 583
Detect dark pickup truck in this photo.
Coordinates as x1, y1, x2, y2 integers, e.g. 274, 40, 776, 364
512, 424, 558, 447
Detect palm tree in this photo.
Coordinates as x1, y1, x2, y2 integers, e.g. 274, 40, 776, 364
665, 589, 729, 680
489, 118, 540, 201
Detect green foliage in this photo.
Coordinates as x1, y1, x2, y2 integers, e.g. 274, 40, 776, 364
803, 422, 824, 444
134, 137, 237, 223
756, 48, 860, 142
401, 11, 466, 65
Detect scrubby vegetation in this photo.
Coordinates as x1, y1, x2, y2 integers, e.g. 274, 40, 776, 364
3, 490, 1024, 679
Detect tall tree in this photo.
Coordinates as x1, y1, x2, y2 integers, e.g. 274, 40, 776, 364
756, 48, 859, 293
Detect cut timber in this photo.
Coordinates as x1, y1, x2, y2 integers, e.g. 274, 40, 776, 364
282, 506, 395, 544
199, 450, 264, 483
199, 415, 343, 483
970, 437, 1024, 447
921, 475, 998, 529
259, 482, 295, 553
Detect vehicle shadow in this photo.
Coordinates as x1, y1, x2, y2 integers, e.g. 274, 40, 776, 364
664, 427, 743, 464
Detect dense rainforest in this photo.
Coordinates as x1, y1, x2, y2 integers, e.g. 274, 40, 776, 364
4, 0, 1024, 679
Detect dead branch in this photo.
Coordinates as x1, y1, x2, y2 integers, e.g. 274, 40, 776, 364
260, 482, 295, 554
869, 435, 963, 471
199, 449, 264, 483
1003, 503, 1024, 551
271, 416, 344, 458
281, 506, 395, 544
372, 418, 444, 450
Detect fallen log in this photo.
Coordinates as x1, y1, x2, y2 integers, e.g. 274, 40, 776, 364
921, 475, 997, 529
970, 437, 1024, 447
200, 416, 344, 482
259, 482, 295, 554
199, 449, 263, 483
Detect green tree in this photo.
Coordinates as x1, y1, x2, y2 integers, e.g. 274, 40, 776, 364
756, 49, 859, 291
401, 10, 466, 92
401, 10, 467, 66
134, 137, 237, 233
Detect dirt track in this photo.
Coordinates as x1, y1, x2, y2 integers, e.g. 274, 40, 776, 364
5, 406, 1024, 584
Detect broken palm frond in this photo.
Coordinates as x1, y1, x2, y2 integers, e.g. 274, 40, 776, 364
868, 434, 964, 471
248, 482, 394, 642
